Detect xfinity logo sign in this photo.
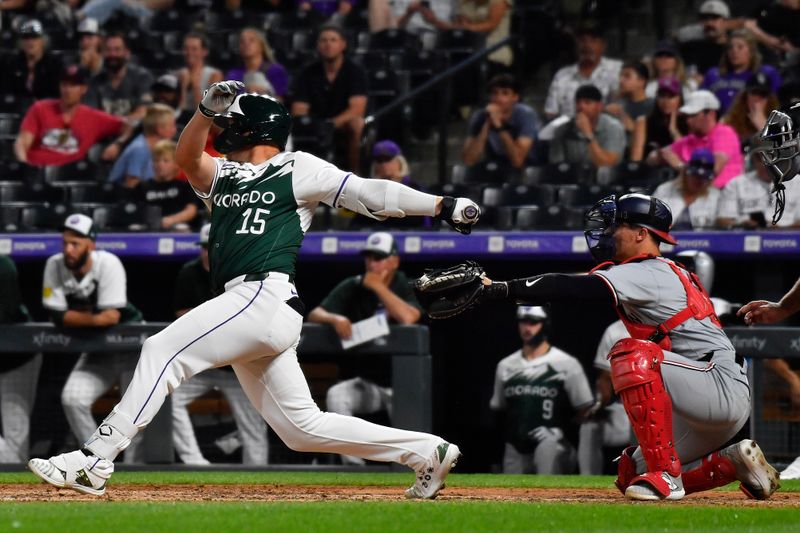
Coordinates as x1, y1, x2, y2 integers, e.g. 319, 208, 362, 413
729, 334, 766, 353
32, 332, 72, 348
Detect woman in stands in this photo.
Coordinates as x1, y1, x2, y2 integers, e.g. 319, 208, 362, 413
722, 72, 779, 151
701, 29, 781, 114
226, 27, 289, 102
644, 40, 697, 99
178, 33, 223, 118
630, 77, 687, 162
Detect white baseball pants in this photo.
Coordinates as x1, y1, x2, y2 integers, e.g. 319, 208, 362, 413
0, 354, 42, 463
91, 275, 441, 471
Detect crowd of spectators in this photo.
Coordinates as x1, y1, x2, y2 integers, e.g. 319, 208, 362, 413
0, 0, 798, 233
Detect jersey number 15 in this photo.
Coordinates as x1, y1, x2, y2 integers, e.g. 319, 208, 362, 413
235, 208, 271, 235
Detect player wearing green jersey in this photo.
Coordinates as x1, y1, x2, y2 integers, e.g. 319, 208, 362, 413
29, 81, 479, 499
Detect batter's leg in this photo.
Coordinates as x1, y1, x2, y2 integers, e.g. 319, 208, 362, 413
219, 371, 268, 465
61, 353, 118, 445
170, 371, 215, 465
0, 354, 42, 462
326, 377, 386, 466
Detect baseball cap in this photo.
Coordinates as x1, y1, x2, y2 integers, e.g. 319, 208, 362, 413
745, 71, 772, 96
18, 19, 44, 38
152, 73, 179, 92
699, 0, 730, 18
654, 39, 679, 57
373, 140, 402, 160
575, 84, 603, 102
60, 65, 88, 85
679, 90, 720, 114
198, 223, 211, 245
656, 77, 682, 96
77, 17, 100, 35
517, 306, 548, 322
61, 213, 96, 240
686, 148, 715, 179
361, 232, 397, 258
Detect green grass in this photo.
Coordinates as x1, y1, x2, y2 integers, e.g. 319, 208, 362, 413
1, 473, 798, 533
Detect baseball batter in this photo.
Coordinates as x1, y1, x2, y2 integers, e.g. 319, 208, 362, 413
28, 81, 479, 498
427, 193, 779, 501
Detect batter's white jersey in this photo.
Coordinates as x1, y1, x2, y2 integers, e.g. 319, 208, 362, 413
42, 250, 129, 312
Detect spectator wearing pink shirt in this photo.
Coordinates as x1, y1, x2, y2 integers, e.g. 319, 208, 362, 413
647, 89, 742, 188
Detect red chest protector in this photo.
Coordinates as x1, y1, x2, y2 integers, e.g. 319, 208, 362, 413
590, 254, 722, 351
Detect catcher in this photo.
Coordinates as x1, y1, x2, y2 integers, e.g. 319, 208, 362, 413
416, 193, 780, 501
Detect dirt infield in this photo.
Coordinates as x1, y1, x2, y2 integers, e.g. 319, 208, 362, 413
2, 484, 800, 506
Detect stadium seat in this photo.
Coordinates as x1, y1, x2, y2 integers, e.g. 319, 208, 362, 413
0, 181, 59, 204
0, 159, 39, 182
502, 184, 556, 206
534, 205, 586, 230
44, 160, 99, 183
367, 69, 409, 141
352, 50, 390, 70
557, 184, 623, 207
514, 206, 542, 229
369, 29, 421, 52
20, 204, 74, 231
465, 161, 520, 184
149, 9, 199, 32
0, 113, 21, 140
290, 116, 334, 160
68, 182, 119, 204
0, 205, 20, 232
0, 94, 34, 114
93, 203, 162, 232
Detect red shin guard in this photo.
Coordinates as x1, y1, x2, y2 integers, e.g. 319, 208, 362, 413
609, 339, 681, 479
681, 452, 737, 495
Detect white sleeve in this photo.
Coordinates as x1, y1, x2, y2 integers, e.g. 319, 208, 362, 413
489, 360, 506, 411
190, 158, 225, 211
337, 176, 438, 220
42, 256, 67, 311
96, 253, 128, 309
717, 181, 740, 221
543, 69, 564, 116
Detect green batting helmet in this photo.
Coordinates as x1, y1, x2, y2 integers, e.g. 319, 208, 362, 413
212, 93, 291, 153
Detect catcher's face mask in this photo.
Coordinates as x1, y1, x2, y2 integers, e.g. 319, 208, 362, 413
755, 107, 800, 224
584, 195, 618, 263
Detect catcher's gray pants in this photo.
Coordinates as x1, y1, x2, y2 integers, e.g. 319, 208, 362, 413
0, 354, 42, 463
503, 438, 577, 474
629, 351, 750, 474
578, 402, 633, 475
326, 377, 393, 465
171, 368, 268, 465
61, 352, 142, 463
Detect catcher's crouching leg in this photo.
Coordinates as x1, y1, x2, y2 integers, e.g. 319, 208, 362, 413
609, 339, 683, 500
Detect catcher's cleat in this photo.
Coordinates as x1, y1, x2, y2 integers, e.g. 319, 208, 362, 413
28, 450, 113, 496
625, 471, 685, 501
614, 446, 638, 494
405, 442, 461, 500
719, 439, 780, 500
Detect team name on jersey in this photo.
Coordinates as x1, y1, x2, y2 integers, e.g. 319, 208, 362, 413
213, 190, 277, 208
504, 384, 560, 399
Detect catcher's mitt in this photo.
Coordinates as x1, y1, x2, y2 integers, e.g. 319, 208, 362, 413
413, 261, 486, 319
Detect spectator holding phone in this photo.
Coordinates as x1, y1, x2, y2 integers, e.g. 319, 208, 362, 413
717, 155, 800, 228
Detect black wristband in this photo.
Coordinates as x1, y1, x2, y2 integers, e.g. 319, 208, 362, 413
482, 281, 509, 300
436, 196, 455, 221
198, 103, 215, 118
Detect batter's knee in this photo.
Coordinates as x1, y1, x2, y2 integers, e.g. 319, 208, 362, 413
608, 338, 664, 394
273, 407, 327, 453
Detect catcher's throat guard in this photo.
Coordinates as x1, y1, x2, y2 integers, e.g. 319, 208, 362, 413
755, 104, 800, 224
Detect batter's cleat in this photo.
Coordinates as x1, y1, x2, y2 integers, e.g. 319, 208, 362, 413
781, 456, 800, 480
719, 439, 780, 500
28, 450, 113, 496
405, 442, 461, 500
625, 471, 685, 501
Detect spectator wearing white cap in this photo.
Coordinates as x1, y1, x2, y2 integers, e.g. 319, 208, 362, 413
307, 232, 422, 466
676, 1, 734, 77
170, 223, 269, 465
43, 214, 144, 462
490, 305, 593, 474
648, 89, 742, 188
0, 18, 63, 100
77, 18, 104, 78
